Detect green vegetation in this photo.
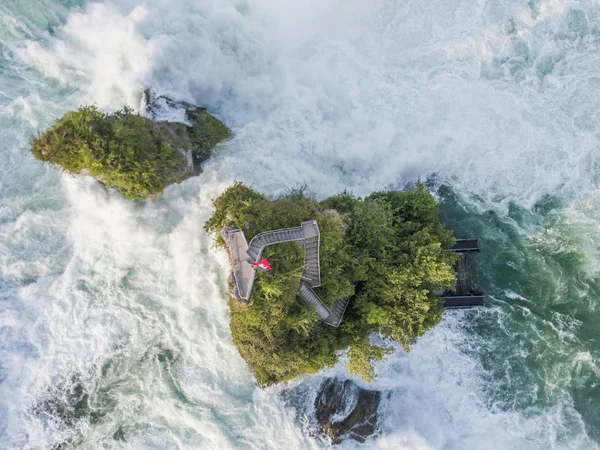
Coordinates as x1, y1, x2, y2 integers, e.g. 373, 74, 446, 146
205, 183, 458, 386
184, 105, 232, 165
30, 105, 230, 199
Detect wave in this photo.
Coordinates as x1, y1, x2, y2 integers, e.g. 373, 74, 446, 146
0, 0, 599, 448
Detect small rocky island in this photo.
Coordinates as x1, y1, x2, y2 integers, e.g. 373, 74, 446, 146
205, 183, 459, 386
30, 91, 230, 199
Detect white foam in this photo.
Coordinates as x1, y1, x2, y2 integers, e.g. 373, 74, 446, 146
2, 0, 600, 448
18, 2, 152, 110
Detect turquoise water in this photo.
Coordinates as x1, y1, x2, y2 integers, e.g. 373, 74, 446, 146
0, 0, 599, 448
439, 187, 600, 446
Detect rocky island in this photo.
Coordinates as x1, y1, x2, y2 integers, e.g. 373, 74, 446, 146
205, 183, 458, 386
29, 92, 230, 199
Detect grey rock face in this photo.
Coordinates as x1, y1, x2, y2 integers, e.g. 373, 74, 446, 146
314, 378, 381, 444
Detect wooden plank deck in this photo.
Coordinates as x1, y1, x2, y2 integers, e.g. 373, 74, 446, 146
451, 239, 480, 253
224, 229, 255, 302
224, 221, 349, 327
443, 295, 484, 308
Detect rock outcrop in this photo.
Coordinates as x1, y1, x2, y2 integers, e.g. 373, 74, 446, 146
314, 378, 381, 444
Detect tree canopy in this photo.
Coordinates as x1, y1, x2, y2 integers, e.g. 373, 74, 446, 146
30, 105, 230, 199
205, 183, 457, 385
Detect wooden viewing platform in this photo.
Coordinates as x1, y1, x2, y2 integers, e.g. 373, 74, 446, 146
222, 222, 349, 327
222, 228, 485, 327
450, 239, 480, 253
223, 229, 254, 304
441, 239, 485, 308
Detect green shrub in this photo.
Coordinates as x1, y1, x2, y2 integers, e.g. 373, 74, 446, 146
205, 182, 458, 385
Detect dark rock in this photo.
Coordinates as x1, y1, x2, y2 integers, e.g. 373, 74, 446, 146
113, 425, 126, 442
31, 370, 117, 442
143, 89, 231, 176
314, 378, 381, 444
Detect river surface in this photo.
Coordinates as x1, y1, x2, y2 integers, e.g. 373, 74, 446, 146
1, 1, 599, 448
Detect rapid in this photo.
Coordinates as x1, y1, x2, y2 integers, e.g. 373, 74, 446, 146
0, 0, 599, 448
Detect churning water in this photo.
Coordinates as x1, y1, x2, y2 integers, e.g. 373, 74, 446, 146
1, 0, 599, 448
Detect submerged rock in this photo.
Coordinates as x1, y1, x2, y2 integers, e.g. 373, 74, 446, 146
30, 90, 230, 199
30, 371, 115, 449
314, 378, 381, 444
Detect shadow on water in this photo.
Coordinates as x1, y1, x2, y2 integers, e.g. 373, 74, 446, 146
437, 184, 600, 444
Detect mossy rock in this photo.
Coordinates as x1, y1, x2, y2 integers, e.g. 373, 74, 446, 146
30, 92, 230, 199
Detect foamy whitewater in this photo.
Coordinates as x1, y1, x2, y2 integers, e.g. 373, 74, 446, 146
1, 0, 599, 448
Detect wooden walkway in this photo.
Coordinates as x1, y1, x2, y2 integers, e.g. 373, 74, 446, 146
223, 221, 348, 327
223, 229, 254, 304
451, 239, 480, 253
